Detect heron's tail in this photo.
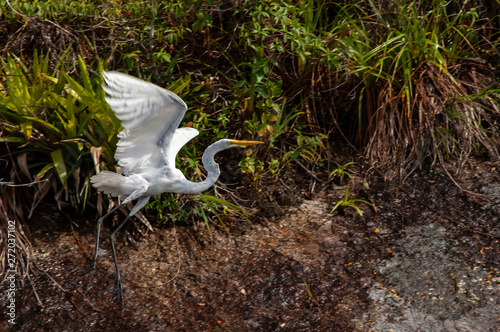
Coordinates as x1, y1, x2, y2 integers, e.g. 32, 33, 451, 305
90, 171, 127, 197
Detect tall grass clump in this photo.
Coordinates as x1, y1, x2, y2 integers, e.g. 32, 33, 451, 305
338, 0, 500, 176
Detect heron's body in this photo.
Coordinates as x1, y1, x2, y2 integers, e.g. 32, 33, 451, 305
92, 167, 198, 197
82, 71, 262, 305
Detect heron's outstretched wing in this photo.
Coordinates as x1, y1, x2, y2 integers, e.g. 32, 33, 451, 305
102, 71, 195, 174
169, 127, 200, 167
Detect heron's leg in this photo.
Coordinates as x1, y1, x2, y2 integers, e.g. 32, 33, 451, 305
109, 196, 150, 305
80, 203, 125, 275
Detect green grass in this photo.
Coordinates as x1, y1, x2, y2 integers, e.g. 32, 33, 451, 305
332, 185, 373, 217
336, 1, 500, 175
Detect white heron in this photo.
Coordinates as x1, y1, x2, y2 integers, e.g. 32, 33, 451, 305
82, 71, 262, 305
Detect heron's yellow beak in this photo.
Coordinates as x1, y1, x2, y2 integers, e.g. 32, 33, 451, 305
229, 140, 264, 146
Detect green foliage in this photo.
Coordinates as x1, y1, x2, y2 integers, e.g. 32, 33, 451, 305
196, 194, 252, 232
332, 185, 373, 217
0, 51, 113, 207
238, 0, 339, 70
330, 162, 356, 184
336, 0, 500, 173
284, 131, 327, 165
340, 1, 486, 93
146, 193, 251, 234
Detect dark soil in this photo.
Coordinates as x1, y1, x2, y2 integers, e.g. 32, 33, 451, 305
1, 161, 500, 331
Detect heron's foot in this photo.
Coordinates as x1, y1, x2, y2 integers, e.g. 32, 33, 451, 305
113, 277, 125, 306
79, 261, 97, 276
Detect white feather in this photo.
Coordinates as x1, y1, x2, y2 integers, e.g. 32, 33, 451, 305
102, 71, 188, 175
90, 171, 128, 197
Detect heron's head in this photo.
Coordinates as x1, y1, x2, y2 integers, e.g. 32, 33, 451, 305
206, 139, 263, 157
203, 139, 264, 167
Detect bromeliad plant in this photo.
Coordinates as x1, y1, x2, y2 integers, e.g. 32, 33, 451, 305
0, 52, 117, 217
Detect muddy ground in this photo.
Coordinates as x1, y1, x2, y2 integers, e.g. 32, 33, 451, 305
1, 160, 500, 331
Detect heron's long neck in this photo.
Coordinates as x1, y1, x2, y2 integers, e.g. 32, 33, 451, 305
182, 142, 223, 194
